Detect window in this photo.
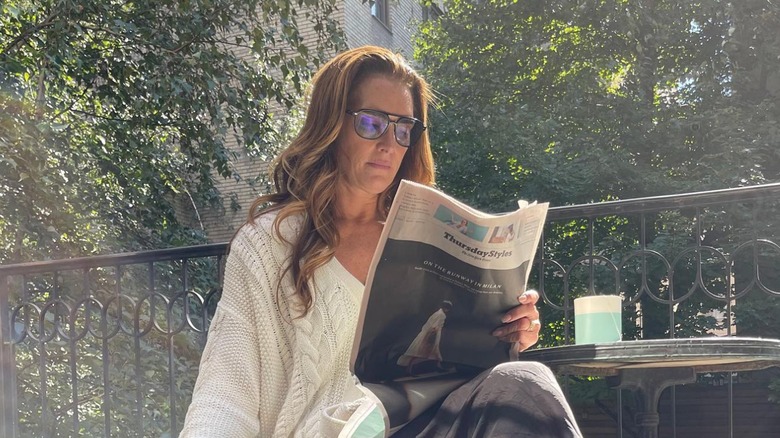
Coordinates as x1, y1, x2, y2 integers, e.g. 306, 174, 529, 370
423, 3, 443, 21
371, 0, 389, 27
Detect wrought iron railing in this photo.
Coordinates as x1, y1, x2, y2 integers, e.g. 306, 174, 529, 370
538, 182, 780, 343
1, 183, 779, 437
0, 244, 227, 438
534, 183, 780, 437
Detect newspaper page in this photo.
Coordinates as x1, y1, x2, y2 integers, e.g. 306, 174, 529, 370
351, 180, 548, 386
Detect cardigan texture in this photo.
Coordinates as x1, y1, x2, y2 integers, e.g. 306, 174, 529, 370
180, 212, 366, 437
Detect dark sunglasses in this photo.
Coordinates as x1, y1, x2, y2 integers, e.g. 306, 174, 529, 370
345, 109, 426, 148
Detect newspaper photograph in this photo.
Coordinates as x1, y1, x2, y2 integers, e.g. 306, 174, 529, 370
351, 180, 549, 386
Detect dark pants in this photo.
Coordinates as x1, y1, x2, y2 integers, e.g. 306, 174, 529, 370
393, 361, 583, 438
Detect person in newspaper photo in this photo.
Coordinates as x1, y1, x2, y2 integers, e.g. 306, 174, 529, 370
489, 224, 516, 243
455, 218, 469, 234
397, 300, 453, 375
180, 46, 583, 438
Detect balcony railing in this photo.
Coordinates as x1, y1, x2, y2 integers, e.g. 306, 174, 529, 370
0, 244, 227, 437
2, 183, 780, 437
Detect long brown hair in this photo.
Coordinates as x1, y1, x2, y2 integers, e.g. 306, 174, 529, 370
246, 46, 435, 315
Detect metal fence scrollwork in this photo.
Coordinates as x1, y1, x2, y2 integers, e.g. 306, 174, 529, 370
1, 183, 780, 437
1, 245, 226, 438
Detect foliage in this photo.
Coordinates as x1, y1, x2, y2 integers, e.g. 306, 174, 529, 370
418, 0, 780, 211
416, 0, 780, 409
1, 0, 345, 435
0, 0, 345, 264
10, 258, 222, 437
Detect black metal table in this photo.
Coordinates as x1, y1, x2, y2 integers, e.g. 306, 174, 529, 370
520, 337, 780, 438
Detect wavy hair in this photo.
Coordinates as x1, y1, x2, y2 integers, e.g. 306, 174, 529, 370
245, 46, 435, 315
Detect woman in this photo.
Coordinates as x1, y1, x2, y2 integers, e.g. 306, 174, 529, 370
180, 46, 582, 437
397, 300, 453, 375
455, 219, 469, 235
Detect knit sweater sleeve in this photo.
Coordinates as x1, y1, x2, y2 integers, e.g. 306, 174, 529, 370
180, 222, 291, 437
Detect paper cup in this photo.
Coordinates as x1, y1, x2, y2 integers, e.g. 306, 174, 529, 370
574, 295, 622, 344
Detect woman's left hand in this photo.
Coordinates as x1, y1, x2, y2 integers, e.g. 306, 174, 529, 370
492, 289, 541, 353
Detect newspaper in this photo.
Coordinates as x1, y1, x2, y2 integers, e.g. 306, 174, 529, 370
348, 180, 548, 431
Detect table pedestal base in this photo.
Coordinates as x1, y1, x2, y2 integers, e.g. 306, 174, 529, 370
608, 367, 696, 438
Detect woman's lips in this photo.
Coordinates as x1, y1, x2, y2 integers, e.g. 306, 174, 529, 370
367, 161, 391, 169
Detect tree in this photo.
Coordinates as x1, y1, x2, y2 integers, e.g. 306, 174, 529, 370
1, 0, 345, 264
1, 1, 345, 435
416, 0, 780, 415
417, 0, 780, 328
416, 0, 780, 212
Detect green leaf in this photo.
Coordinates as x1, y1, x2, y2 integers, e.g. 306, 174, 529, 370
5, 4, 21, 18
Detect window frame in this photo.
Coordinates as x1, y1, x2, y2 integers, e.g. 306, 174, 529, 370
423, 3, 443, 21
370, 0, 390, 29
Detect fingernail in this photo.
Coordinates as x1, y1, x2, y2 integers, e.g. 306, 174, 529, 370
518, 294, 528, 303
501, 314, 511, 323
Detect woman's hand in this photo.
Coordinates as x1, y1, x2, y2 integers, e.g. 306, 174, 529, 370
492, 289, 541, 353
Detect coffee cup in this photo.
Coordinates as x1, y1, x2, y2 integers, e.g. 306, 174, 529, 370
574, 295, 622, 344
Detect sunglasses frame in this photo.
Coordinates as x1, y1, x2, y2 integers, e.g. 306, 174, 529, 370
345, 109, 426, 148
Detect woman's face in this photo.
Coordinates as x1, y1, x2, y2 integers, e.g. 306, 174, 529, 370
334, 74, 413, 199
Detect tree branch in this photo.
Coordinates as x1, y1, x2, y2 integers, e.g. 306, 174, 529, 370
50, 387, 104, 419
1, 11, 58, 57
69, 108, 177, 127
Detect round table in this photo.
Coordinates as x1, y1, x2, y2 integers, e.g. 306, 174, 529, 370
520, 337, 780, 438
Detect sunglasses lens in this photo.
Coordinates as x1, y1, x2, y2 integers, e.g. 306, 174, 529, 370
350, 110, 424, 147
408, 122, 425, 147
394, 119, 416, 147
354, 111, 388, 140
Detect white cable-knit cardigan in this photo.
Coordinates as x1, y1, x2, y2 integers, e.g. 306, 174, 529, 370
180, 212, 371, 437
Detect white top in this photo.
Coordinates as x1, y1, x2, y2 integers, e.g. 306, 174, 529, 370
424, 309, 447, 332
180, 212, 367, 437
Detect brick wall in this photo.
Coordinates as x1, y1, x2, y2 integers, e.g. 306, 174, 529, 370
194, 7, 345, 243
194, 1, 425, 243
343, 0, 424, 59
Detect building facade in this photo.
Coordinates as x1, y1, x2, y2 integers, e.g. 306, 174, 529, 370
196, 0, 432, 242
